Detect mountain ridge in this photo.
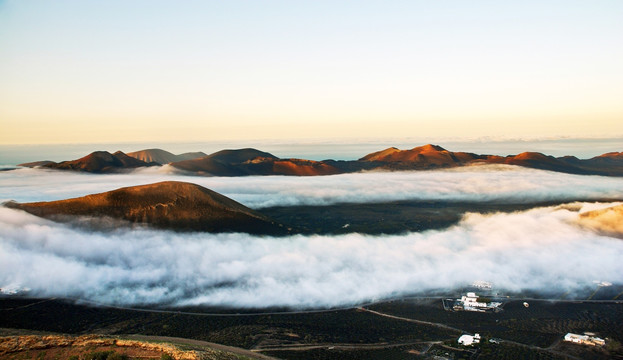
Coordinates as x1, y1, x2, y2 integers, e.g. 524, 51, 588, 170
126, 148, 207, 165
17, 145, 623, 176
19, 151, 158, 173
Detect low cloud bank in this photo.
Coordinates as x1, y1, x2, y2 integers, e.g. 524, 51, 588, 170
2, 165, 623, 208
1, 203, 622, 308
577, 203, 623, 238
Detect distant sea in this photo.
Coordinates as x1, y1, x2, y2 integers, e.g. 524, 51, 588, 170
1, 137, 622, 167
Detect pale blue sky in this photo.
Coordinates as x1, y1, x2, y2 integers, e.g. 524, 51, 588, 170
1, 1, 622, 144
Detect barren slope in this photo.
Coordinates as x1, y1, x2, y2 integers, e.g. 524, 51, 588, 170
6, 181, 286, 235
22, 151, 158, 173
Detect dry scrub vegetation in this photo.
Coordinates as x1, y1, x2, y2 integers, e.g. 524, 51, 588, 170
0, 334, 248, 360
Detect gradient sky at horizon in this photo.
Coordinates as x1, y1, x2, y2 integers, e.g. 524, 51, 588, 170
1, 1, 622, 145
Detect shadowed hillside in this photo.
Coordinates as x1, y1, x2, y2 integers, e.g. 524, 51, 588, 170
127, 148, 207, 165
19, 151, 158, 173
171, 148, 340, 176
357, 145, 623, 175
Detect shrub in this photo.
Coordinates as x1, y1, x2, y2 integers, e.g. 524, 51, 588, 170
108, 352, 129, 360
83, 350, 128, 360
84, 351, 113, 360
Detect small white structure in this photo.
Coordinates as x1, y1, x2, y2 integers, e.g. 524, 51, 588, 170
472, 280, 493, 290
451, 292, 502, 312
472, 281, 492, 290
461, 292, 488, 307
0, 284, 29, 295
564, 333, 605, 346
458, 333, 481, 346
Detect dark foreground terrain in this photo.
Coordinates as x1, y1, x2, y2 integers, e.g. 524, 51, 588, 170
262, 199, 619, 235
2, 295, 622, 359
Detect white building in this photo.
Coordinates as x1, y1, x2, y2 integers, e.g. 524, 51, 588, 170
451, 292, 502, 312
472, 281, 492, 290
460, 292, 488, 308
564, 333, 605, 346
458, 333, 481, 346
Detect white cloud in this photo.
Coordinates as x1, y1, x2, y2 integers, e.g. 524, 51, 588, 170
2, 165, 623, 208
1, 204, 621, 308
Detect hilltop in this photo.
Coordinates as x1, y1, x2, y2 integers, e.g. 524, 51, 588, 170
6, 181, 286, 235
19, 151, 158, 173
357, 144, 487, 169
127, 148, 207, 165
171, 148, 341, 176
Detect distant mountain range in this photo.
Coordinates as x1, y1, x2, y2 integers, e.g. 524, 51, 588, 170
6, 181, 287, 235
18, 144, 623, 176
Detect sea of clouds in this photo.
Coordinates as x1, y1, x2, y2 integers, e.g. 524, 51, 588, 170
1, 165, 623, 208
1, 202, 622, 308
1, 166, 623, 308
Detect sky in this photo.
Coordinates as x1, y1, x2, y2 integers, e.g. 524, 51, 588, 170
1, 1, 622, 145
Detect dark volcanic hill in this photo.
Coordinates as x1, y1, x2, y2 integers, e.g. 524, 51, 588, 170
17, 160, 56, 167
19, 151, 158, 173
171, 148, 278, 176
5, 181, 286, 235
127, 148, 207, 165
170, 148, 340, 176
358, 144, 486, 169
495, 152, 583, 174
356, 144, 623, 175
567, 152, 623, 176
485, 151, 623, 176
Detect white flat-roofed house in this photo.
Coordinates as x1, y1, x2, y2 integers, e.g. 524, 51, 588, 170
592, 337, 606, 346
452, 292, 502, 312
458, 333, 481, 346
565, 333, 588, 343
461, 292, 488, 308
472, 280, 492, 290
564, 333, 605, 346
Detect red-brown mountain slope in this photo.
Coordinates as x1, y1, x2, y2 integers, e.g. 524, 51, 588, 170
358, 144, 484, 169
17, 145, 623, 176
23, 151, 158, 173
6, 181, 286, 235
171, 148, 340, 176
